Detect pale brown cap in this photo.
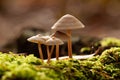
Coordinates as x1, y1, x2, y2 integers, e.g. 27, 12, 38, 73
45, 37, 64, 45
51, 31, 70, 41
40, 36, 51, 41
27, 34, 46, 44
51, 14, 85, 30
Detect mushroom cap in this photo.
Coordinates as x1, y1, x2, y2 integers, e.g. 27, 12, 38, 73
27, 34, 46, 44
51, 14, 85, 31
40, 35, 51, 41
45, 37, 64, 45
51, 31, 70, 41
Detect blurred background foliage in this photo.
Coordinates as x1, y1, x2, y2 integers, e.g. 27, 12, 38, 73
0, 0, 120, 57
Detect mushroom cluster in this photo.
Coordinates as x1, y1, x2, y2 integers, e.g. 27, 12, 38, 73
27, 14, 85, 63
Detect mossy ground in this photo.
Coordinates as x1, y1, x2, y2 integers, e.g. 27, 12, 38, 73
1, 38, 120, 80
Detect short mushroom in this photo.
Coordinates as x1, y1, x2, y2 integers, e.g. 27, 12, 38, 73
40, 35, 54, 55
51, 31, 70, 42
51, 14, 85, 58
45, 36, 64, 63
50, 31, 70, 54
27, 34, 47, 61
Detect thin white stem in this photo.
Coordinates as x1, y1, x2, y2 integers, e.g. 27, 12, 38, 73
50, 45, 55, 55
38, 43, 44, 62
56, 44, 59, 60
47, 45, 51, 63
67, 30, 72, 58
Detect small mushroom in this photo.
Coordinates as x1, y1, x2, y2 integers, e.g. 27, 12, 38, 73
50, 31, 70, 54
27, 34, 48, 61
40, 35, 51, 41
51, 14, 85, 58
45, 37, 64, 63
40, 35, 54, 55
51, 31, 70, 41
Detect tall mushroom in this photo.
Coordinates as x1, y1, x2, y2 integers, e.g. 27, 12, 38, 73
51, 14, 85, 58
45, 36, 64, 63
27, 34, 49, 61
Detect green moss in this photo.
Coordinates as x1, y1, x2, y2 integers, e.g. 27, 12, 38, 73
100, 37, 120, 47
98, 47, 120, 65
80, 47, 91, 53
0, 48, 120, 80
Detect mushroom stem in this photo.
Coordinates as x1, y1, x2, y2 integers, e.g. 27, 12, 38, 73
38, 42, 44, 62
67, 30, 72, 58
50, 45, 55, 55
47, 45, 51, 63
56, 44, 59, 60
